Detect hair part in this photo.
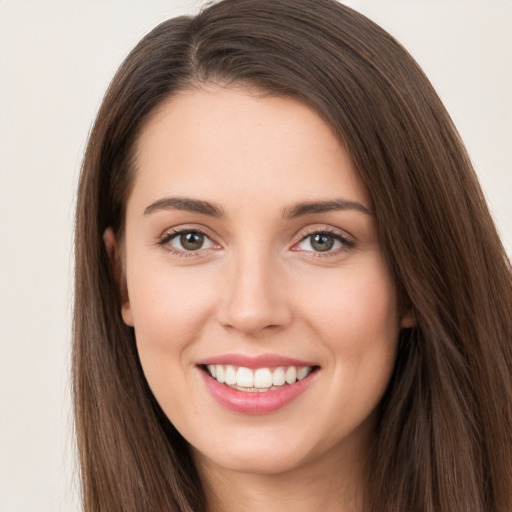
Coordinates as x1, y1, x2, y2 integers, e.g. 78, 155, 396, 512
74, 1, 512, 510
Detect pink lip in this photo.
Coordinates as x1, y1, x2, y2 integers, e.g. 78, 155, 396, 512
198, 366, 318, 415
198, 353, 316, 369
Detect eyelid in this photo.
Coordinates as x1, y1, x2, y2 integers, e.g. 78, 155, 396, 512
291, 225, 355, 255
157, 224, 221, 255
156, 223, 355, 257
295, 224, 356, 240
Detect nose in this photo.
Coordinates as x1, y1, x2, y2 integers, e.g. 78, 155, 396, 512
217, 247, 293, 337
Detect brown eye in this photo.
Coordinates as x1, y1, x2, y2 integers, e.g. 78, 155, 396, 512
310, 233, 335, 252
179, 231, 205, 251
160, 228, 217, 255
294, 229, 353, 255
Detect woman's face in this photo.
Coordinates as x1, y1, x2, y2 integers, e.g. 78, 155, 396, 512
118, 86, 409, 476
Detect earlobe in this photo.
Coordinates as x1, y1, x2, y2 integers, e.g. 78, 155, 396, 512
121, 302, 134, 327
103, 227, 134, 327
400, 309, 416, 329
103, 228, 120, 278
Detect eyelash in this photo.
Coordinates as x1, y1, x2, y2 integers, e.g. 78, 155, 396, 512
157, 226, 355, 257
294, 227, 355, 257
157, 227, 214, 258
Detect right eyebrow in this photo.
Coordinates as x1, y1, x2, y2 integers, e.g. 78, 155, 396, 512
144, 197, 225, 218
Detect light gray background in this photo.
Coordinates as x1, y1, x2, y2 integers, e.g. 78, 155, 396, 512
0, 1, 510, 510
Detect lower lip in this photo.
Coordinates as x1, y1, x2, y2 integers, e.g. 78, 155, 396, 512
199, 368, 317, 414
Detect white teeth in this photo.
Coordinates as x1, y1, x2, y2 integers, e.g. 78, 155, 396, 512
297, 367, 309, 380
207, 364, 314, 389
216, 365, 225, 383
272, 367, 286, 386
225, 365, 237, 385
254, 368, 273, 388
285, 366, 297, 384
237, 367, 254, 388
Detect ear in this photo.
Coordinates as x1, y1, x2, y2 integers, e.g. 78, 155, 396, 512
103, 228, 134, 326
400, 308, 416, 329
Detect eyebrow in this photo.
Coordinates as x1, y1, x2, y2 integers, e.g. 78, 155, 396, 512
143, 196, 372, 218
284, 199, 372, 218
144, 197, 224, 217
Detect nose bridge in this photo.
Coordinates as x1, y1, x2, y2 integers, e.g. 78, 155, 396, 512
219, 240, 291, 335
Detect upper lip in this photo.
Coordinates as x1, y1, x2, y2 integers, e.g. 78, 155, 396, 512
197, 353, 317, 369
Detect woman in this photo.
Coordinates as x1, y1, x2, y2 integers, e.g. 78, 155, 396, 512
73, 0, 512, 510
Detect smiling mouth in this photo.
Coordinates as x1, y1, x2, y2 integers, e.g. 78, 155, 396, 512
201, 364, 319, 392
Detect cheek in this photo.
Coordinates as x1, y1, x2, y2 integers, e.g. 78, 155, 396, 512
299, 262, 399, 345
128, 264, 215, 339
297, 262, 399, 406
126, 265, 217, 390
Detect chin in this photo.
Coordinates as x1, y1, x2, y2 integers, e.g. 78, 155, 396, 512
195, 443, 310, 476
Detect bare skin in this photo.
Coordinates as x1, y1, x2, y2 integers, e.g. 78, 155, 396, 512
195, 410, 372, 512
113, 85, 412, 511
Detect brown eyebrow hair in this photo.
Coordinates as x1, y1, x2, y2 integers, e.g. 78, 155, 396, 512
144, 197, 225, 217
284, 199, 373, 218
144, 196, 373, 219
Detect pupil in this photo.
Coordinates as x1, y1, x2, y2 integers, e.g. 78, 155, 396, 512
180, 232, 204, 250
312, 234, 334, 252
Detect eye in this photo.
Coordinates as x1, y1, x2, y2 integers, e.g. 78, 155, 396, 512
160, 229, 216, 253
294, 230, 354, 254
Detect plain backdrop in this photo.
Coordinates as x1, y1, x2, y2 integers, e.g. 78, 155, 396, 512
0, 1, 510, 510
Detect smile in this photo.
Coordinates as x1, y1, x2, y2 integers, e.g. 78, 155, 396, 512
197, 356, 320, 414
205, 364, 314, 391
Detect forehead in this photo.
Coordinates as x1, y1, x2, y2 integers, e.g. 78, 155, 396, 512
129, 86, 370, 214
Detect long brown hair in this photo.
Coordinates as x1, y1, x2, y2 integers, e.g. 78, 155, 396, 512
73, 0, 512, 510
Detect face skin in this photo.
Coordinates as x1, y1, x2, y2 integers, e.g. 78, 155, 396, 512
111, 86, 412, 511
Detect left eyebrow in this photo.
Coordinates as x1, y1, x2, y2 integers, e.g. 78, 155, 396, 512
283, 199, 373, 218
